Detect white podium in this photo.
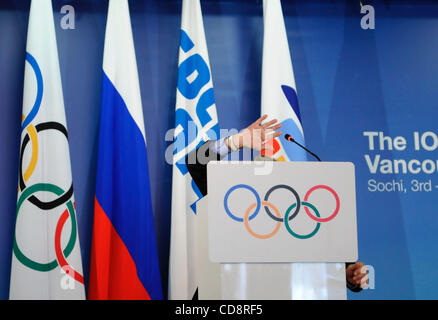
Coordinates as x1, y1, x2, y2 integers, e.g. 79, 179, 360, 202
195, 161, 358, 300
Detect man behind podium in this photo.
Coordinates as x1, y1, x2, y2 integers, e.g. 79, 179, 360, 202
185, 115, 368, 293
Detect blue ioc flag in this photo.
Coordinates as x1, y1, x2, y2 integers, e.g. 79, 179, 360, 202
89, 0, 162, 300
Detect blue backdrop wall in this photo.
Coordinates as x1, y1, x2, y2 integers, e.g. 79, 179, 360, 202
1, 0, 438, 300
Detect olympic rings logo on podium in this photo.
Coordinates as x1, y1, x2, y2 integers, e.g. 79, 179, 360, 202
223, 184, 341, 240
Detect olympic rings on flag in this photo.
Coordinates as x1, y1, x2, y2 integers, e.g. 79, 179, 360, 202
223, 184, 341, 239
55, 206, 84, 284
14, 183, 77, 273
14, 52, 83, 285
21, 120, 38, 183
19, 122, 73, 210
21, 52, 43, 132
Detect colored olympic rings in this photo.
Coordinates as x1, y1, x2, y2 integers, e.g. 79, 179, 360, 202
223, 184, 341, 239
284, 201, 320, 239
14, 53, 83, 285
244, 201, 282, 239
304, 185, 340, 222
19, 122, 73, 210
224, 184, 260, 222
264, 184, 300, 222
14, 183, 77, 271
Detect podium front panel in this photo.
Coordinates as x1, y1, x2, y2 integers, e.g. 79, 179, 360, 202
207, 161, 358, 263
196, 197, 347, 300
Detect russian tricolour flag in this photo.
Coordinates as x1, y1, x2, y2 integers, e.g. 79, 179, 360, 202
89, 0, 162, 300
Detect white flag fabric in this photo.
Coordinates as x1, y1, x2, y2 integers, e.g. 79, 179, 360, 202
169, 0, 220, 300
10, 0, 85, 299
261, 0, 306, 162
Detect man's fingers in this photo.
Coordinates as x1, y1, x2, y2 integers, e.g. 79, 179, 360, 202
353, 272, 367, 281
253, 114, 268, 126
272, 131, 282, 139
264, 130, 282, 140
266, 123, 282, 131
355, 274, 369, 286
351, 262, 365, 275
263, 128, 275, 139
346, 262, 368, 286
261, 119, 278, 128
352, 263, 368, 285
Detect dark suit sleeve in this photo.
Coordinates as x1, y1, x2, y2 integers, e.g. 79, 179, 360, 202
185, 140, 224, 197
